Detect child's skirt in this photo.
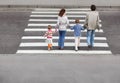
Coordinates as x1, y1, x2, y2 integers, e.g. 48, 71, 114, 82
45, 38, 53, 44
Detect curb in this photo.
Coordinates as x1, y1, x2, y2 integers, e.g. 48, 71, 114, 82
0, 5, 120, 11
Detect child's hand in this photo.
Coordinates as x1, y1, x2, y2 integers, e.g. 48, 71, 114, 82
44, 35, 46, 37
55, 28, 58, 32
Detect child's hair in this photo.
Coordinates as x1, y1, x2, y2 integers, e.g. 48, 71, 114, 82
75, 19, 80, 23
48, 25, 52, 30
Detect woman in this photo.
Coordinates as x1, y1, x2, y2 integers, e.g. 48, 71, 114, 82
57, 8, 69, 49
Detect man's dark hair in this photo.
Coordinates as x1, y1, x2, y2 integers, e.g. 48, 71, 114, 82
91, 5, 96, 11
58, 8, 65, 17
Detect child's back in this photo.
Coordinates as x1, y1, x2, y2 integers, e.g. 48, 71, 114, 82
44, 25, 54, 50
70, 19, 84, 51
71, 24, 84, 37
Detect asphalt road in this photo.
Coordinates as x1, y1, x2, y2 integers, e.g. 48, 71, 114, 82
0, 9, 120, 83
100, 11, 120, 54
0, 10, 120, 54
0, 55, 120, 83
0, 11, 30, 54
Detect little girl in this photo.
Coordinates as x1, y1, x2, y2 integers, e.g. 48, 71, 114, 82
71, 19, 84, 51
44, 25, 56, 50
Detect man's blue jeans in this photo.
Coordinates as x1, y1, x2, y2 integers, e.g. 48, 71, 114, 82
58, 31, 66, 48
87, 30, 95, 47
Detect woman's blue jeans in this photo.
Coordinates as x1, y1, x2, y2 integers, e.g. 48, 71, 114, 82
58, 30, 66, 48
87, 30, 95, 47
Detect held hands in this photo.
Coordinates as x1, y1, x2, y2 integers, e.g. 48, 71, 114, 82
55, 28, 58, 32
98, 28, 100, 30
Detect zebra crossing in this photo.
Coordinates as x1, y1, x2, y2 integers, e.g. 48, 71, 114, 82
16, 8, 112, 54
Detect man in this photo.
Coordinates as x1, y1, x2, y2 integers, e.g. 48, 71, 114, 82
84, 5, 100, 48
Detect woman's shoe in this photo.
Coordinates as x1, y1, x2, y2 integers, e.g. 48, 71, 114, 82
60, 48, 64, 50
58, 47, 61, 49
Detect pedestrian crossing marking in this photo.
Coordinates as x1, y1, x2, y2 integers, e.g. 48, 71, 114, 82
27, 24, 102, 27
34, 8, 91, 11
29, 19, 86, 22
29, 19, 102, 22
32, 11, 88, 14
17, 50, 112, 54
16, 8, 112, 54
24, 28, 103, 32
30, 15, 86, 17
22, 36, 107, 40
19, 42, 109, 47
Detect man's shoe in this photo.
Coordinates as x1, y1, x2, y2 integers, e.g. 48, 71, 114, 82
78, 47, 80, 49
88, 45, 93, 48
88, 45, 91, 48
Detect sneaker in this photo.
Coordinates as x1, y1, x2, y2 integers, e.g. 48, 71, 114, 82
75, 48, 78, 51
60, 48, 64, 50
48, 48, 50, 51
50, 47, 53, 50
58, 47, 61, 49
88, 45, 92, 48
75, 49, 78, 51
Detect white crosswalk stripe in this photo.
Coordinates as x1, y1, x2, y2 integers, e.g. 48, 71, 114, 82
22, 36, 107, 40
19, 42, 109, 47
24, 28, 103, 32
30, 15, 86, 17
27, 23, 102, 27
16, 8, 112, 54
29, 19, 102, 22
34, 8, 91, 11
32, 11, 88, 14
17, 50, 112, 54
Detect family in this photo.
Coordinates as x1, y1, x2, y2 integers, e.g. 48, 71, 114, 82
44, 5, 100, 51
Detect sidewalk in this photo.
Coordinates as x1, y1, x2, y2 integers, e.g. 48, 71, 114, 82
0, 0, 120, 7
0, 7, 120, 12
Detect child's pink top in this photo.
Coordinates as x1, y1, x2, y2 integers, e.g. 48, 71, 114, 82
44, 29, 53, 38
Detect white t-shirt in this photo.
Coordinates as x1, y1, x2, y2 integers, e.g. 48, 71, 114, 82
57, 15, 69, 31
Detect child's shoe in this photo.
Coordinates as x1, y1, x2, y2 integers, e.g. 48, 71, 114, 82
48, 48, 50, 51
75, 47, 78, 51
50, 47, 53, 50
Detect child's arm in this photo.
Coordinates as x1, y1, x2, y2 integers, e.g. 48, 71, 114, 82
52, 27, 58, 34
80, 25, 85, 30
44, 31, 48, 37
70, 26, 74, 30
54, 24, 59, 32
81, 26, 85, 30
52, 30, 57, 34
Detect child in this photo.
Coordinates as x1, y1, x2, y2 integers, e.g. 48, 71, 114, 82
44, 25, 56, 50
71, 19, 84, 51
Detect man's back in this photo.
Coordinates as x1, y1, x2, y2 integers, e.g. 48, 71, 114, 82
86, 11, 99, 30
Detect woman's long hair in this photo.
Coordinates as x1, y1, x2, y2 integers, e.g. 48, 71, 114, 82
58, 8, 66, 17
